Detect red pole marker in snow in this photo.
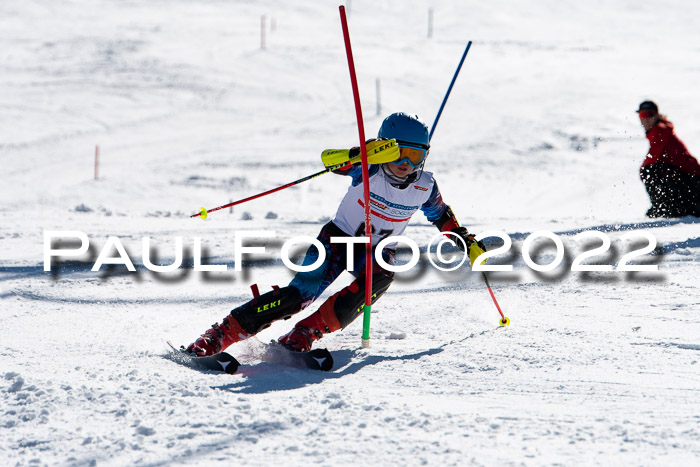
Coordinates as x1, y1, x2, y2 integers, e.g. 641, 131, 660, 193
261, 15, 266, 50
94, 145, 100, 180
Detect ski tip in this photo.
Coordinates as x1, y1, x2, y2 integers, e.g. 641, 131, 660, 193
212, 352, 240, 374
309, 348, 334, 371
166, 340, 240, 374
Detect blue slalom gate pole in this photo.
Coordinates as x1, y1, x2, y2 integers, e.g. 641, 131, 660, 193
429, 41, 472, 142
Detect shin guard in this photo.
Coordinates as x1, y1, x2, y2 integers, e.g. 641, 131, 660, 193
231, 286, 303, 335
321, 273, 394, 330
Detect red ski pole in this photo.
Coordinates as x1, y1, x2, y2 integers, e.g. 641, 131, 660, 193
190, 159, 355, 219
481, 272, 510, 326
190, 142, 399, 219
422, 41, 509, 327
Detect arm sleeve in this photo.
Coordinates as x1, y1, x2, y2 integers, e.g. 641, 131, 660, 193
334, 164, 380, 187
420, 181, 459, 231
333, 164, 361, 177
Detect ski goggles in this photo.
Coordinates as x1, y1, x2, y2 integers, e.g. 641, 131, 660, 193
638, 111, 653, 119
392, 145, 428, 167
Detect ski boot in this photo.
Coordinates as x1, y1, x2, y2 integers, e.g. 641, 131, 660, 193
278, 306, 341, 352
187, 285, 304, 356
186, 315, 251, 357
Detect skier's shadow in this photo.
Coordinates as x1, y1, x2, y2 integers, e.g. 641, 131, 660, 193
210, 345, 447, 394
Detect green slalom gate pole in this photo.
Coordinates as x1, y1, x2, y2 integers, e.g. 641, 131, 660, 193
339, 5, 373, 348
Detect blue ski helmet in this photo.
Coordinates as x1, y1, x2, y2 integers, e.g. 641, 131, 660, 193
378, 112, 430, 150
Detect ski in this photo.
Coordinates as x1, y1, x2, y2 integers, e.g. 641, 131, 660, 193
261, 340, 334, 372
166, 341, 333, 373
166, 341, 240, 374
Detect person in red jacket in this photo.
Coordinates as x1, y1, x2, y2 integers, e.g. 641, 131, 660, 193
637, 100, 700, 218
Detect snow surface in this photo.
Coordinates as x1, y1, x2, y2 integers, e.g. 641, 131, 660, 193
1, 0, 699, 465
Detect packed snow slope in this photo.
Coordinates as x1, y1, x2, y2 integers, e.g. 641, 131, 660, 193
1, 0, 699, 465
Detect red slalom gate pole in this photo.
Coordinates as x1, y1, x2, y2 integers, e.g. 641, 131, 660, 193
339, 5, 373, 348
482, 272, 510, 326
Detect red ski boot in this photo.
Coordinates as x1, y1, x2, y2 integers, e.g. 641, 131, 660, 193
278, 305, 341, 352
186, 315, 251, 357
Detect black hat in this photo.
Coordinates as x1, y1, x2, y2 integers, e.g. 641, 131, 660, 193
637, 100, 658, 113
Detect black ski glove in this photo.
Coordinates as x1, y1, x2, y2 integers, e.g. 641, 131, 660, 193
452, 227, 487, 267
349, 138, 378, 162
451, 227, 486, 252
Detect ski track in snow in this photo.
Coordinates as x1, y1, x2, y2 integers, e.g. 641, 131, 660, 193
1, 0, 700, 465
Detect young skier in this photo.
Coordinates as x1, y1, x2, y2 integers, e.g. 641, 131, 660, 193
186, 112, 486, 356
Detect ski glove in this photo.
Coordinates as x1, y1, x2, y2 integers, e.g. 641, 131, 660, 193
323, 139, 399, 170
348, 138, 378, 163
451, 227, 487, 267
